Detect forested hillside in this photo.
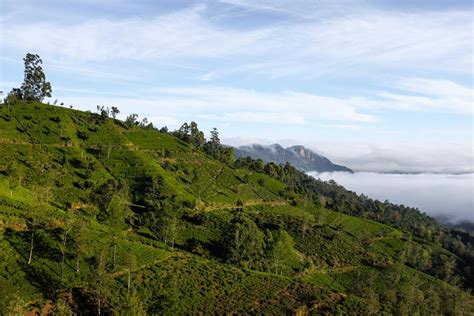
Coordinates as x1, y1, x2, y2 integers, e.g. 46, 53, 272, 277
0, 100, 473, 314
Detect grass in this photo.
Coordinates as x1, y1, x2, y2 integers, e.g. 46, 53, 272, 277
302, 269, 346, 292
323, 208, 400, 238
125, 252, 328, 314
370, 238, 406, 258
0, 179, 35, 205
0, 101, 472, 314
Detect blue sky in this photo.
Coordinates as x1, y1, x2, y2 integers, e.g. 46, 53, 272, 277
1, 0, 473, 172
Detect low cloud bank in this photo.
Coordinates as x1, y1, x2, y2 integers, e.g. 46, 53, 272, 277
307, 141, 474, 174
308, 171, 474, 223
224, 139, 473, 174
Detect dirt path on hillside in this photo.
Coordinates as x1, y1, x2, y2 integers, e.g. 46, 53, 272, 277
202, 199, 287, 212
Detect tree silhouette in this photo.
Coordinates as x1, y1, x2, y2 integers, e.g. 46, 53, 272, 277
21, 53, 52, 102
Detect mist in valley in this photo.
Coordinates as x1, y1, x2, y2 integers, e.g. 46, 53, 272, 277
309, 171, 474, 223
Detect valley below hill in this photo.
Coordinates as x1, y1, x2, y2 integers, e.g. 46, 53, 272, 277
310, 171, 474, 225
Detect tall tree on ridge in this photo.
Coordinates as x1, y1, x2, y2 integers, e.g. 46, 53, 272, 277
21, 53, 52, 102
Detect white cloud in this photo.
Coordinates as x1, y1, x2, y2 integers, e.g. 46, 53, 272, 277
369, 78, 474, 114
384, 78, 474, 114
309, 171, 474, 223
2, 6, 272, 62
156, 86, 376, 123
197, 112, 306, 125
2, 4, 472, 78
52, 76, 472, 131
306, 140, 474, 174
219, 0, 360, 19
223, 136, 474, 174
328, 77, 474, 115
393, 78, 473, 99
54, 86, 376, 125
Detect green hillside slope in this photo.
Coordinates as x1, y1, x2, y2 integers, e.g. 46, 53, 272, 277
0, 101, 473, 315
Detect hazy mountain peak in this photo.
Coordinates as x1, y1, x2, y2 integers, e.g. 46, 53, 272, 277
287, 145, 320, 159
234, 143, 352, 173
269, 143, 284, 153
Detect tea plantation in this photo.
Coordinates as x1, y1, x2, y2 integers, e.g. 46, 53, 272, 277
0, 101, 473, 314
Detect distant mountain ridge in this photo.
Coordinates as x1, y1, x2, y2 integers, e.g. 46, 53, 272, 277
234, 143, 353, 173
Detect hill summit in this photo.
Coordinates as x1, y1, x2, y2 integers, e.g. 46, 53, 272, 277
234, 143, 353, 172
0, 100, 472, 314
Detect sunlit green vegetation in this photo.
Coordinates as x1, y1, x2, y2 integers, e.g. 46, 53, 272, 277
0, 98, 473, 314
